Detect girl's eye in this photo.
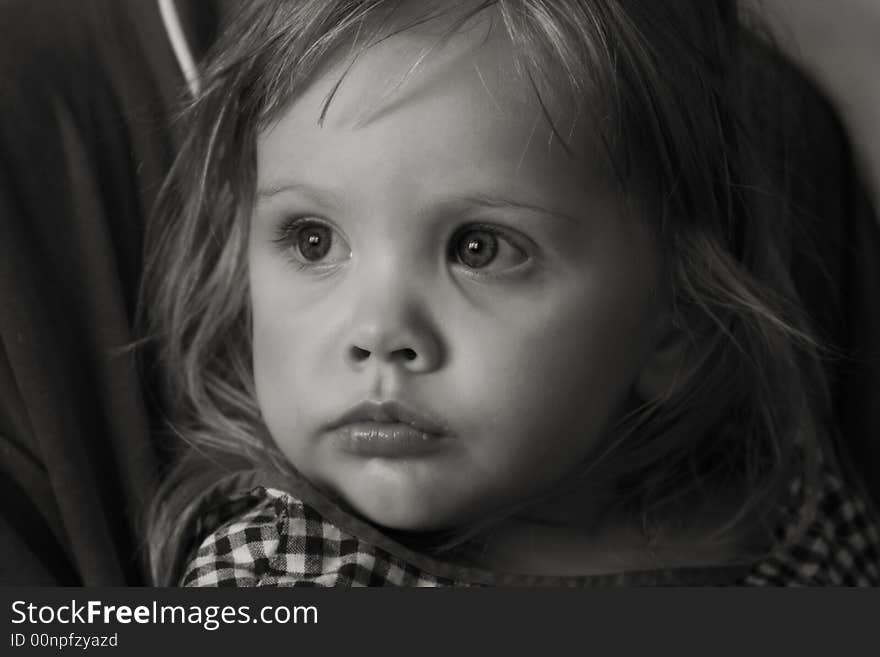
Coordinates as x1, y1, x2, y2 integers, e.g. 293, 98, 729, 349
450, 226, 528, 273
297, 223, 332, 261
274, 217, 350, 267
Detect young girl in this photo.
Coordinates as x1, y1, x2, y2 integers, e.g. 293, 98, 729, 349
141, 0, 880, 586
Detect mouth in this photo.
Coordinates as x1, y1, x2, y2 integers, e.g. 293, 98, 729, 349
325, 400, 452, 458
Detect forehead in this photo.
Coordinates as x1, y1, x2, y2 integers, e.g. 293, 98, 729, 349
316, 13, 536, 127
256, 9, 611, 201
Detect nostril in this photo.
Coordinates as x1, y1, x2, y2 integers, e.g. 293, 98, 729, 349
350, 346, 371, 362
394, 348, 418, 362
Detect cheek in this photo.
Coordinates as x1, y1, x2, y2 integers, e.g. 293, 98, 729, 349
450, 268, 661, 475
471, 286, 655, 414
249, 263, 325, 438
251, 307, 300, 439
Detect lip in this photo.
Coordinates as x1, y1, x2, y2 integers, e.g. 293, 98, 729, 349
325, 400, 452, 458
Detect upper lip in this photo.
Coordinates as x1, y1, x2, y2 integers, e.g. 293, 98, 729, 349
328, 400, 451, 436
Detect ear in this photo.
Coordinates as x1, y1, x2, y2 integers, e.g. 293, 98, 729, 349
635, 316, 695, 402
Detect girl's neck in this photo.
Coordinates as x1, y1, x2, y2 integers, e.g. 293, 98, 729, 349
456, 485, 760, 577
458, 516, 752, 577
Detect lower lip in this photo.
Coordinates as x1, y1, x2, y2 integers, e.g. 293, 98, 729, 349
329, 423, 449, 458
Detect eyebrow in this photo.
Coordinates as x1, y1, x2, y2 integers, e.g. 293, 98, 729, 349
256, 181, 579, 224
256, 181, 343, 207
456, 194, 579, 224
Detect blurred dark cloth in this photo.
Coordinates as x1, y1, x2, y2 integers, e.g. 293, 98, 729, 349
0, 0, 220, 585
0, 0, 876, 586
778, 66, 880, 506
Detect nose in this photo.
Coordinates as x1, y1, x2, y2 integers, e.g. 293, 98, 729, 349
343, 298, 444, 375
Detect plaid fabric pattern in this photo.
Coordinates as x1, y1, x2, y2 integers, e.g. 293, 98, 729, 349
181, 469, 880, 587
741, 472, 880, 585
182, 492, 464, 587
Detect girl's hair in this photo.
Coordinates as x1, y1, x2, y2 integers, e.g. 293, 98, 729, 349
140, 0, 832, 585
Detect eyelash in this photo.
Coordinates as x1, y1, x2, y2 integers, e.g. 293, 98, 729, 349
270, 217, 534, 278
447, 223, 532, 279
271, 216, 345, 273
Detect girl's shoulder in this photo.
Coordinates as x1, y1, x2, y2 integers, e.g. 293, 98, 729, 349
179, 482, 739, 586
741, 467, 880, 586
180, 468, 880, 587
180, 485, 463, 587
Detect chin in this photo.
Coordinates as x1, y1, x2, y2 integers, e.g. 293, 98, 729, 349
329, 461, 461, 530
340, 484, 463, 533
351, 497, 449, 532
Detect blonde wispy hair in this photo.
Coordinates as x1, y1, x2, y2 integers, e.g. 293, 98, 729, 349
140, 0, 831, 584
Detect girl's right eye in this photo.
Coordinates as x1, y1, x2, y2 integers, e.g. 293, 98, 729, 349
273, 217, 351, 268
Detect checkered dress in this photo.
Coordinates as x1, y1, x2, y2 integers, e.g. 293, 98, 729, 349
181, 468, 880, 587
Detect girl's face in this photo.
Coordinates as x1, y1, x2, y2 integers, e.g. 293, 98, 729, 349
250, 23, 666, 530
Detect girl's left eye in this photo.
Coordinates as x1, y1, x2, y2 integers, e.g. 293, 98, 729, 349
273, 217, 351, 268
449, 225, 529, 274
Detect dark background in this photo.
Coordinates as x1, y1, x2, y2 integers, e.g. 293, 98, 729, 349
1, 0, 878, 586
